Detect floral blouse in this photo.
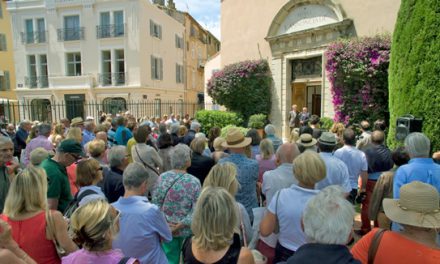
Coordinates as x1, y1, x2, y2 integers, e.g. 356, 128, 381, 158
152, 171, 201, 237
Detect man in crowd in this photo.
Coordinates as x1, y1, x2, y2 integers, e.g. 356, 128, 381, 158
288, 104, 298, 131
0, 137, 15, 213
360, 130, 393, 235
112, 162, 172, 263
309, 115, 322, 139
60, 118, 70, 136
102, 145, 129, 203
70, 117, 84, 130
219, 128, 258, 222
42, 139, 84, 212
299, 107, 310, 126
81, 120, 96, 147
13, 120, 31, 158
316, 132, 351, 194
5, 124, 15, 139
23, 123, 53, 166
334, 128, 368, 205
264, 124, 283, 152
356, 120, 371, 149
183, 121, 200, 146
115, 116, 133, 146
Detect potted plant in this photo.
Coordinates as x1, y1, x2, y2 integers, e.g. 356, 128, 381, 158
248, 114, 267, 138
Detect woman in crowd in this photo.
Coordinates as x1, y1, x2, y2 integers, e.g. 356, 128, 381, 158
246, 129, 261, 159
74, 159, 106, 205
49, 123, 64, 148
157, 133, 174, 173
264, 125, 283, 152
63, 199, 138, 264
87, 139, 108, 167
330, 122, 345, 149
351, 181, 440, 263
152, 144, 201, 264
256, 139, 277, 183
182, 187, 255, 264
369, 147, 410, 229
260, 151, 326, 263
179, 125, 188, 140
26, 125, 39, 144
65, 127, 83, 195
208, 127, 221, 152
131, 125, 162, 191
0, 166, 77, 264
203, 163, 252, 245
0, 219, 37, 263
211, 137, 229, 163
187, 137, 215, 185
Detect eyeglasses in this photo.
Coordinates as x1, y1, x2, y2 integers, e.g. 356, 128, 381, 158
69, 153, 81, 161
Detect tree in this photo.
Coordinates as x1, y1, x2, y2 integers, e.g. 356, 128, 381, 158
387, 0, 440, 149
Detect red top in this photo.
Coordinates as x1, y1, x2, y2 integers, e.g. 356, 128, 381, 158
1, 211, 60, 264
351, 228, 440, 264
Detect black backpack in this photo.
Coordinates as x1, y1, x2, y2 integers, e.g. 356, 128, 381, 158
63, 189, 98, 218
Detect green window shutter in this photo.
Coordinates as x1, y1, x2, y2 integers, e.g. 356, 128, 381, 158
5, 71, 10, 90
151, 55, 155, 79
0, 34, 6, 51
149, 20, 154, 37
159, 58, 163, 80
158, 25, 162, 39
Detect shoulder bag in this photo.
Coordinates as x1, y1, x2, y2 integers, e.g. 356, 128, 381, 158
273, 190, 282, 234
368, 228, 386, 264
135, 145, 159, 176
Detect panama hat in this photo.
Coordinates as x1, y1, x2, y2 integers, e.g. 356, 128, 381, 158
222, 128, 252, 148
297, 133, 317, 147
383, 181, 440, 228
318, 132, 337, 146
71, 117, 84, 127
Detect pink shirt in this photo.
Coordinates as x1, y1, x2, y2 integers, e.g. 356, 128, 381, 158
62, 249, 136, 264
24, 135, 53, 166
256, 154, 277, 183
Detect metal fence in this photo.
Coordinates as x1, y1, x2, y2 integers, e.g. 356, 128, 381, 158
0, 99, 204, 125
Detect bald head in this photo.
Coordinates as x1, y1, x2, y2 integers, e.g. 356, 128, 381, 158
276, 143, 300, 164
96, 131, 108, 144
371, 130, 385, 145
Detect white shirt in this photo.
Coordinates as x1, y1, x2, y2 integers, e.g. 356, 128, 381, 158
316, 152, 352, 193
267, 184, 319, 251
334, 145, 368, 189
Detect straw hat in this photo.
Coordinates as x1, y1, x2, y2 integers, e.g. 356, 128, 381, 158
221, 128, 252, 148
318, 132, 337, 146
383, 181, 440, 228
297, 133, 317, 147
71, 117, 84, 126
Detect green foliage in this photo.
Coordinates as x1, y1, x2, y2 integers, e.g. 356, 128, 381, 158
221, 125, 249, 138
320, 117, 334, 131
195, 110, 243, 134
207, 60, 272, 121
247, 114, 267, 129
387, 0, 440, 150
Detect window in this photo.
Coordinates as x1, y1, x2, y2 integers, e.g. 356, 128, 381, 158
39, 55, 48, 87
150, 20, 162, 39
28, 55, 37, 88
115, 49, 125, 85
0, 3, 3, 19
0, 71, 10, 91
63, 15, 81, 41
37, 18, 46, 43
25, 19, 34, 43
114, 11, 124, 36
151, 56, 163, 80
175, 34, 183, 49
26, 54, 48, 88
0, 34, 6, 51
101, 50, 111, 85
98, 11, 124, 38
66, 52, 81, 76
176, 64, 184, 83
154, 99, 161, 117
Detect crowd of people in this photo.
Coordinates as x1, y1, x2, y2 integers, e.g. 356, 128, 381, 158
0, 109, 439, 264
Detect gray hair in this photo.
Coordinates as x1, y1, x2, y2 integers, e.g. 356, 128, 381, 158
170, 123, 180, 134
303, 185, 355, 245
84, 121, 95, 131
19, 120, 31, 128
264, 124, 276, 136
38, 123, 52, 137
190, 121, 201, 131
0, 136, 13, 145
171, 143, 191, 170
123, 162, 150, 189
404, 132, 430, 158
107, 146, 127, 167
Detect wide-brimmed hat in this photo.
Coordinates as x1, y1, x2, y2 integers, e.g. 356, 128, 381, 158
383, 181, 440, 228
318, 132, 337, 146
222, 128, 252, 148
71, 117, 84, 126
297, 133, 317, 147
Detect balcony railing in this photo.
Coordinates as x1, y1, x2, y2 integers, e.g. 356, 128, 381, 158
96, 24, 125, 39
98, 72, 127, 86
20, 31, 47, 44
57, 27, 85, 41
24, 76, 49, 88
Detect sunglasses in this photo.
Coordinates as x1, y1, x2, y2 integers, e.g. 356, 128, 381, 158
69, 153, 81, 161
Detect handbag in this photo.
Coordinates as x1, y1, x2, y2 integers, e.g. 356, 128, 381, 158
45, 210, 67, 257
273, 190, 281, 234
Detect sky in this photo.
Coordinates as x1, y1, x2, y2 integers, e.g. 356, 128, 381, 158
173, 0, 221, 40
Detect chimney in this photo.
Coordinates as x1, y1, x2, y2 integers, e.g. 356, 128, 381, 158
167, 0, 176, 9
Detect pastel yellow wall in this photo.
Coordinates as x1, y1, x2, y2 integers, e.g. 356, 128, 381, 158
0, 0, 16, 100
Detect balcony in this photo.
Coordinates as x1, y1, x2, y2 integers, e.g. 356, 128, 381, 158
98, 72, 127, 86
57, 27, 85, 41
96, 24, 125, 39
20, 31, 47, 44
24, 76, 49, 88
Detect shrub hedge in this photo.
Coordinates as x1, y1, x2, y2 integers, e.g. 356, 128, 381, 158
195, 110, 243, 135
388, 0, 440, 150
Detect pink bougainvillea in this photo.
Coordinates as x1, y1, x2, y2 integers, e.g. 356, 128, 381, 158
325, 35, 391, 125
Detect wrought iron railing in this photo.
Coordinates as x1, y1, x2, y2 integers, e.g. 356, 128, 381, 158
20, 31, 47, 44
98, 72, 127, 86
57, 27, 85, 41
24, 76, 49, 88
96, 24, 125, 39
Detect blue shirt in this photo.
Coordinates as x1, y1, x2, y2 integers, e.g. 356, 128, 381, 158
107, 129, 116, 147
334, 145, 368, 189
115, 126, 133, 146
266, 135, 283, 152
317, 152, 351, 193
112, 196, 172, 264
393, 158, 440, 198
81, 130, 95, 147
219, 153, 258, 221
77, 185, 106, 206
